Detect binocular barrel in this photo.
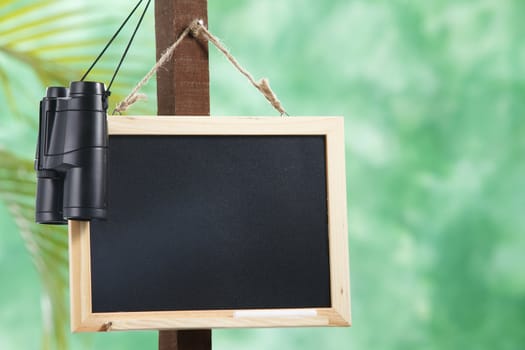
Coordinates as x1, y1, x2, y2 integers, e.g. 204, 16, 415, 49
35, 81, 108, 225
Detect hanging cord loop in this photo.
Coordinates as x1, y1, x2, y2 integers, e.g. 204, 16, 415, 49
189, 20, 287, 116
114, 19, 288, 116
80, 0, 152, 94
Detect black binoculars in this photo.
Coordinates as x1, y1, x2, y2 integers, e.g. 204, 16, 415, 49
35, 81, 108, 224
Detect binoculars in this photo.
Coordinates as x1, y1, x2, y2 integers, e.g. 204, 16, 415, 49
35, 81, 108, 224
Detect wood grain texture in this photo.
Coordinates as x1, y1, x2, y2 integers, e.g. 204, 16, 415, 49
107, 116, 343, 134
325, 119, 352, 325
68, 116, 351, 332
69, 220, 93, 332
70, 307, 343, 332
155, 0, 209, 116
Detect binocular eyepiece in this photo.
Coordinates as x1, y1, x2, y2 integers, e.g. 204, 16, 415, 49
35, 81, 108, 224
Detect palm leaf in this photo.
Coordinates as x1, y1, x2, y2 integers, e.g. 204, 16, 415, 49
0, 149, 69, 350
0, 0, 157, 125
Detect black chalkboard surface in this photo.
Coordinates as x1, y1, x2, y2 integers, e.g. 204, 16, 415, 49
91, 135, 331, 312
69, 116, 350, 332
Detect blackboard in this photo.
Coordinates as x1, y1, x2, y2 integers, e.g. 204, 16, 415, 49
69, 116, 350, 332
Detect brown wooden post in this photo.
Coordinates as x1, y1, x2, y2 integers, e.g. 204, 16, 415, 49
154, 0, 211, 349
155, 0, 209, 116
159, 329, 212, 350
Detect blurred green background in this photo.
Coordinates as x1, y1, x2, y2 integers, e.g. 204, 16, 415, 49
1, 0, 524, 349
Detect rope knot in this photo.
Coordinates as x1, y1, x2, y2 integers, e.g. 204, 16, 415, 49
256, 78, 286, 115
114, 93, 147, 114
100, 322, 113, 332
189, 19, 204, 38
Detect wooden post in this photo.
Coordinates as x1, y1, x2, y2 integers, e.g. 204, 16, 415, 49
154, 0, 211, 349
158, 330, 212, 350
155, 0, 209, 116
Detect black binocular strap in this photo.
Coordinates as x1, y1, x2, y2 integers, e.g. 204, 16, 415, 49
80, 0, 152, 93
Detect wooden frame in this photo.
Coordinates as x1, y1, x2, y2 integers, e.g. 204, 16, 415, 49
69, 116, 350, 332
